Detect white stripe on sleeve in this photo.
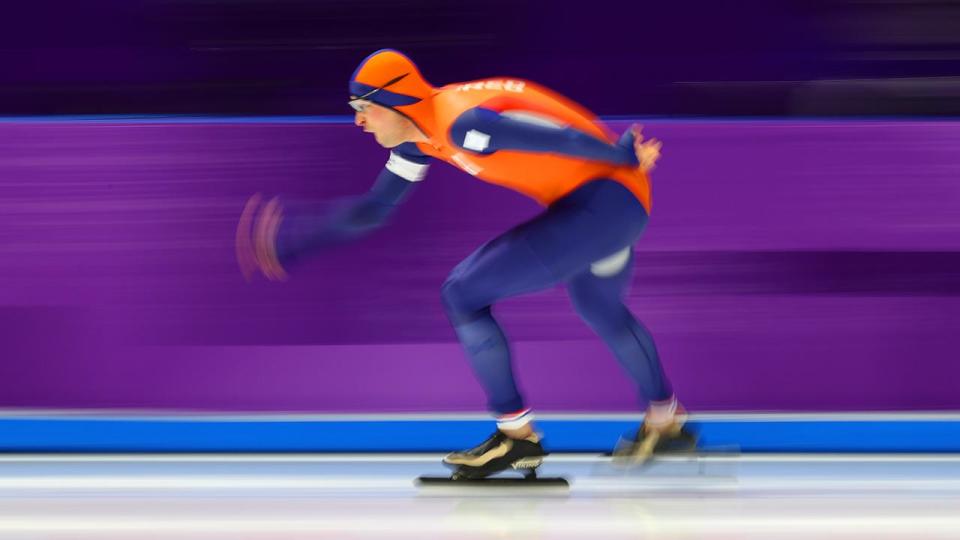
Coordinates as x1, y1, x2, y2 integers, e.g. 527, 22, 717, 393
385, 152, 430, 182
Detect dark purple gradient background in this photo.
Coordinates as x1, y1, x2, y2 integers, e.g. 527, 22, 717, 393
1, 119, 958, 412
3, 0, 958, 116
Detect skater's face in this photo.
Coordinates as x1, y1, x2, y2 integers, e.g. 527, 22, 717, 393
353, 102, 417, 148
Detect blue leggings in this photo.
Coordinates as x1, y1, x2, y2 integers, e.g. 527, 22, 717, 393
441, 179, 673, 415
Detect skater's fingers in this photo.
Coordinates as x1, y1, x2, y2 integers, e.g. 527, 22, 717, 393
265, 206, 288, 281
235, 193, 262, 282
255, 197, 287, 282
252, 198, 277, 277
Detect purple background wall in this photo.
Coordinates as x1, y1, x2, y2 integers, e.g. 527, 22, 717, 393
1, 119, 958, 413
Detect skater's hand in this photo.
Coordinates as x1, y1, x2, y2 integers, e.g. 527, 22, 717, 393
236, 193, 288, 282
631, 124, 662, 173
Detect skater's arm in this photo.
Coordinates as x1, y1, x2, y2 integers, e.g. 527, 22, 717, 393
449, 107, 639, 167
276, 143, 430, 265
239, 144, 430, 280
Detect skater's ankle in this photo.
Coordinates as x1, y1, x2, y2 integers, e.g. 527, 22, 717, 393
500, 424, 537, 441
645, 396, 685, 429
496, 408, 537, 439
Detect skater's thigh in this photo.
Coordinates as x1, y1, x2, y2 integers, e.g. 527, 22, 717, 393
567, 246, 635, 310
445, 179, 648, 303
522, 179, 648, 281
444, 215, 562, 304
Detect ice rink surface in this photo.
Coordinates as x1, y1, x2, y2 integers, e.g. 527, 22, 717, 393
0, 453, 958, 539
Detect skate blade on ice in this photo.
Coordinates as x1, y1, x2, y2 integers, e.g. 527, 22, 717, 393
600, 444, 742, 480
419, 457, 569, 489
416, 475, 569, 487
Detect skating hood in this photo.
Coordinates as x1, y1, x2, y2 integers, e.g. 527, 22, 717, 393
349, 49, 437, 136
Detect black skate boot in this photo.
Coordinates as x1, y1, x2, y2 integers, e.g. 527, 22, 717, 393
613, 417, 698, 466
443, 430, 548, 480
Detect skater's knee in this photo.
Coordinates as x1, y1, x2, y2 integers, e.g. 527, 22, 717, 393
441, 275, 487, 322
571, 293, 626, 330
440, 275, 466, 312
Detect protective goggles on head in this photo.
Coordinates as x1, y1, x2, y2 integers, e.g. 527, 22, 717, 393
348, 72, 409, 112
348, 99, 372, 113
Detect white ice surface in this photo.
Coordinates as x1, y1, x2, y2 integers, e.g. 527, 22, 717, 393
0, 453, 958, 539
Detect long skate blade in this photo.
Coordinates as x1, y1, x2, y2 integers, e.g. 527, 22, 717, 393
416, 476, 569, 487
605, 444, 743, 459
598, 445, 742, 479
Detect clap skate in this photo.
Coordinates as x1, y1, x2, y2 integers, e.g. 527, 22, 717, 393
612, 416, 699, 466
417, 431, 568, 487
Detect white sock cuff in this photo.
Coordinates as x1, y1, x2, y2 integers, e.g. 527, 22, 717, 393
649, 395, 678, 417
496, 409, 534, 430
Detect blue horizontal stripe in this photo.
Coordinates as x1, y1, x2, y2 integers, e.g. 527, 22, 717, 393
0, 115, 957, 125
0, 417, 957, 453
